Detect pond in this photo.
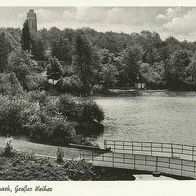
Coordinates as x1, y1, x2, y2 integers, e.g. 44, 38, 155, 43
93, 90, 196, 147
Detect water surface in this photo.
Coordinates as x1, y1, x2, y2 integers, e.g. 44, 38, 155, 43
93, 91, 196, 146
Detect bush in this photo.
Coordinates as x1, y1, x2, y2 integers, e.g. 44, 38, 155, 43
26, 90, 47, 105
0, 96, 34, 136
79, 100, 104, 123
25, 73, 48, 91
57, 95, 104, 136
56, 147, 64, 163
27, 115, 76, 146
3, 136, 14, 156
58, 94, 80, 121
56, 75, 83, 95
92, 84, 105, 94
0, 72, 23, 96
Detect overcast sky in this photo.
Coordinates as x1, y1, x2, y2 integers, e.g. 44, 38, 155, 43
0, 7, 196, 41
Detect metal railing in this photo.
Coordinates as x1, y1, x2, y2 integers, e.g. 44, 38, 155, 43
104, 140, 196, 161
79, 151, 196, 179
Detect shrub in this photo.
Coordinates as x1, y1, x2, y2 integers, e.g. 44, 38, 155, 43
56, 147, 64, 163
57, 95, 104, 136
0, 72, 23, 96
3, 136, 14, 156
25, 73, 48, 91
58, 94, 80, 121
56, 75, 83, 94
0, 95, 39, 136
79, 100, 104, 123
92, 84, 104, 94
26, 90, 47, 105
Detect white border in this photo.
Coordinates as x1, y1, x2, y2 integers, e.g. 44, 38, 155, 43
1, 1, 196, 196
0, 0, 196, 6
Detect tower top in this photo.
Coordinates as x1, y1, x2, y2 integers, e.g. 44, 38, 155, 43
26, 9, 37, 31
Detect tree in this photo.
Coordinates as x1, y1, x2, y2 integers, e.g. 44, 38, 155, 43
8, 50, 38, 88
46, 57, 63, 84
120, 44, 143, 86
72, 30, 96, 95
99, 63, 118, 89
31, 33, 45, 61
21, 21, 32, 51
168, 49, 191, 89
188, 52, 196, 84
51, 36, 72, 64
169, 50, 191, 80
0, 32, 13, 73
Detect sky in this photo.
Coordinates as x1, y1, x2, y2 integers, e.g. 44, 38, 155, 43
1, 7, 196, 41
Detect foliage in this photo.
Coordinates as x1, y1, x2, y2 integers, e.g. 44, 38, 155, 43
3, 26, 196, 90
51, 36, 72, 65
21, 21, 31, 51
25, 73, 48, 91
56, 75, 83, 94
79, 100, 104, 123
57, 95, 104, 135
140, 62, 166, 89
3, 137, 14, 156
0, 72, 23, 95
188, 52, 196, 84
46, 57, 63, 83
31, 36, 45, 61
72, 30, 96, 95
119, 44, 143, 86
0, 31, 15, 73
98, 64, 118, 89
56, 147, 64, 163
8, 50, 39, 88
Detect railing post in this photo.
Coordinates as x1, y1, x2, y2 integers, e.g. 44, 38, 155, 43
171, 144, 174, 158
123, 153, 125, 163
192, 146, 194, 161
194, 161, 196, 173
114, 141, 116, 152
168, 157, 170, 168
132, 142, 133, 154
151, 142, 152, 156
79, 150, 81, 159
141, 142, 143, 151
104, 140, 106, 149
133, 154, 135, 170
155, 156, 158, 172
181, 160, 183, 176
112, 152, 114, 167
161, 143, 163, 152
123, 141, 124, 150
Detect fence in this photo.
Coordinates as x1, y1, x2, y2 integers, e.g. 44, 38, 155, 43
104, 140, 196, 161
80, 151, 196, 179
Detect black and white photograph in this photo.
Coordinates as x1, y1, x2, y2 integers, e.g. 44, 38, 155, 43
1, 3, 196, 185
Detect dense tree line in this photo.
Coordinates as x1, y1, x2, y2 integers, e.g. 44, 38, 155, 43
36, 26, 196, 92
2, 24, 196, 94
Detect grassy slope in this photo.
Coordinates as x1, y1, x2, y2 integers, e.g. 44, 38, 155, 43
0, 137, 81, 160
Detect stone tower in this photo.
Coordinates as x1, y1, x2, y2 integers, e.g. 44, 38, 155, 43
26, 9, 37, 31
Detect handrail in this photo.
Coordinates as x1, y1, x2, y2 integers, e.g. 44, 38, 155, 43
79, 151, 196, 179
104, 140, 196, 161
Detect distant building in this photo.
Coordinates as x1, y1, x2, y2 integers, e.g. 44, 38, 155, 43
26, 9, 37, 31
